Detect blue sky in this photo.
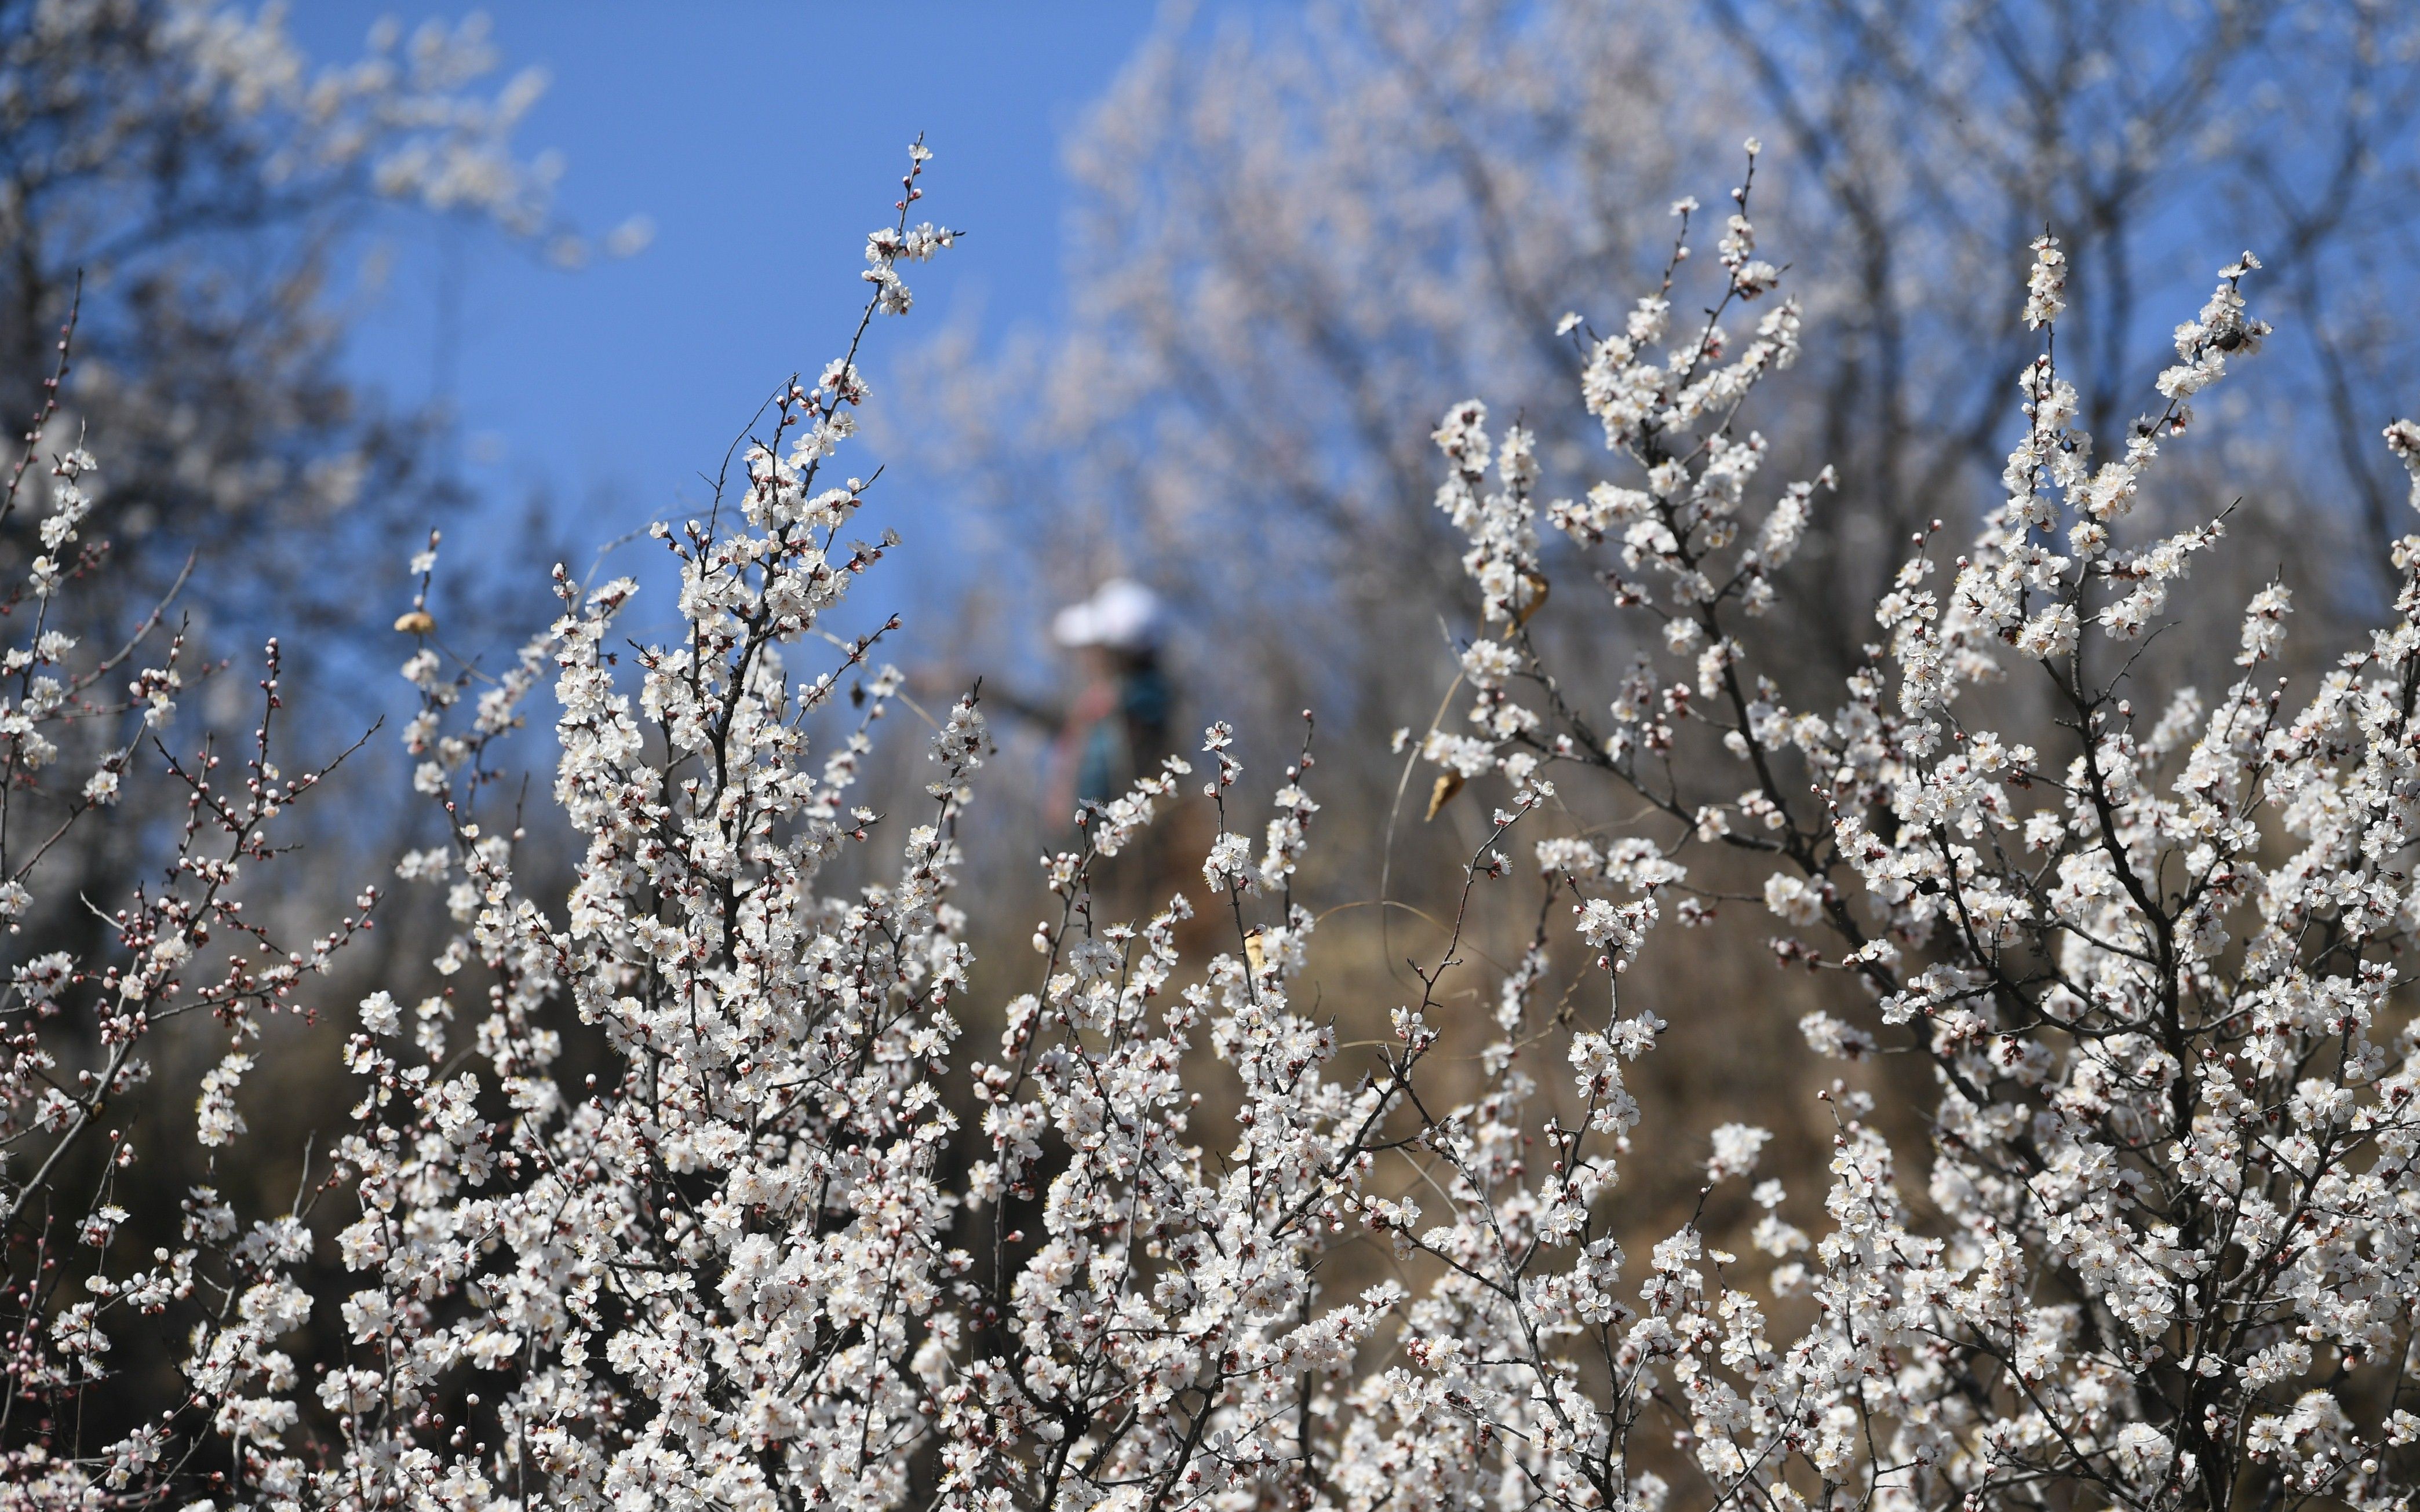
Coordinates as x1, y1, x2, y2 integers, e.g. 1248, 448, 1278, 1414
291, 4, 1160, 598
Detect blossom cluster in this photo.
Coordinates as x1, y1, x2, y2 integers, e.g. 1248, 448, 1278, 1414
0, 294, 377, 1504
9, 140, 2420, 1512
1399, 149, 2420, 1509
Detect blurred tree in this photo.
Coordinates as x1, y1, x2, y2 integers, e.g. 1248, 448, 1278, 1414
0, 1, 595, 931
0, 0, 588, 664
910, 0, 2420, 792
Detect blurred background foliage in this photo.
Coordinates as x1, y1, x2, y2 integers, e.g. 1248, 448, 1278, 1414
904, 0, 2420, 1261
9, 0, 2420, 1456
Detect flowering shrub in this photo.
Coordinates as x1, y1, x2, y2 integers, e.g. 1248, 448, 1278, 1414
9, 138, 2420, 1511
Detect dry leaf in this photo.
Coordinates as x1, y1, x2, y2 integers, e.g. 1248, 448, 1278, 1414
1507, 571, 1550, 633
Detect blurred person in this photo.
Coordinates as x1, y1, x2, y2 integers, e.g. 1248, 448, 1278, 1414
1046, 576, 1175, 820
1045, 576, 1232, 949
959, 576, 1211, 933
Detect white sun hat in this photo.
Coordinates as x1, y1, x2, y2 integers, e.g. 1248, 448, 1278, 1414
1051, 578, 1164, 652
